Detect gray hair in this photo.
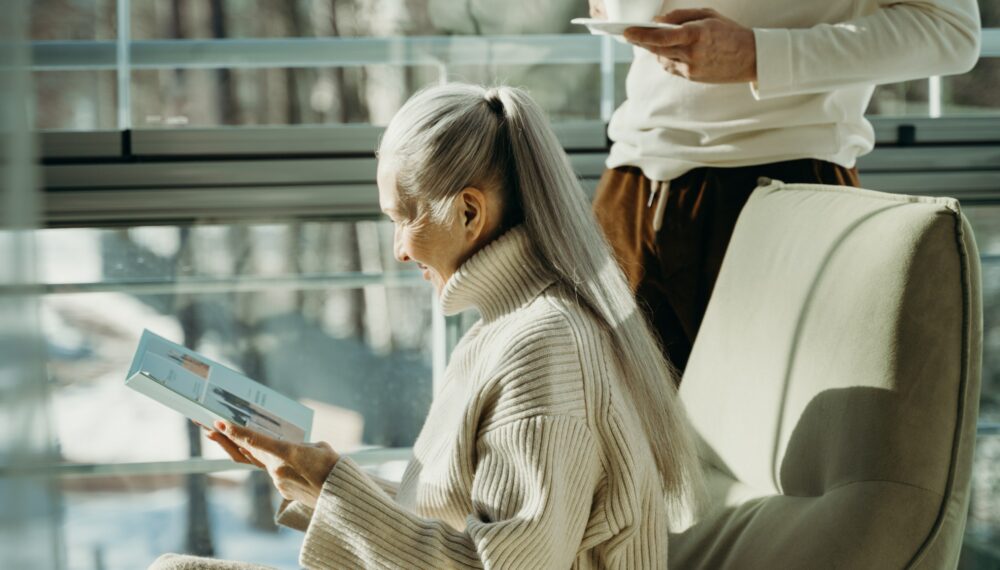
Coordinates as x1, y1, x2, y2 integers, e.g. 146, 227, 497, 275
378, 83, 705, 517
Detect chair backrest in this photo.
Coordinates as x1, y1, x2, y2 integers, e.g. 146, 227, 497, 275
671, 181, 982, 569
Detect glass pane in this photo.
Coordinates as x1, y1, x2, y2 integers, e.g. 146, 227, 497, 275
965, 435, 1000, 567
943, 57, 1000, 117
866, 78, 929, 117
31, 0, 117, 41
37, 220, 434, 466
129, 0, 586, 40
961, 206, 1000, 565
61, 470, 301, 569
867, 58, 1000, 118
130, 66, 442, 127
2, 1, 59, 567
130, 0, 438, 40
123, 1, 600, 127
34, 71, 117, 130
980, 1, 1000, 28
448, 63, 602, 122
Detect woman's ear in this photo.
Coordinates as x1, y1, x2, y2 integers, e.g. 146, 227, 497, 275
458, 186, 488, 240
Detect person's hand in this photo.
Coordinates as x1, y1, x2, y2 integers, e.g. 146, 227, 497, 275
202, 420, 340, 509
589, 0, 606, 20
623, 8, 757, 83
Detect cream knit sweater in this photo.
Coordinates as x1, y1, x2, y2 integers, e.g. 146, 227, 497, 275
277, 226, 668, 569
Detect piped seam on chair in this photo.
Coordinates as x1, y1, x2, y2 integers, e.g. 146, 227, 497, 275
905, 205, 977, 569
765, 180, 961, 211
811, 477, 944, 499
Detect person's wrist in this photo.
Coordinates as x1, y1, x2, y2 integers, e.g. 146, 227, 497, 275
743, 27, 758, 83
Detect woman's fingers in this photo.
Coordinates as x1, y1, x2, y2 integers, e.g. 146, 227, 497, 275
215, 421, 339, 497
206, 430, 254, 465
195, 419, 268, 468
215, 421, 291, 460
239, 448, 268, 470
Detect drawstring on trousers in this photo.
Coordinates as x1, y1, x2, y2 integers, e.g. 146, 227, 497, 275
647, 179, 669, 232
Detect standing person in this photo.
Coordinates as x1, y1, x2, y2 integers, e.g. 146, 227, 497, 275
151, 83, 704, 570
589, 0, 981, 375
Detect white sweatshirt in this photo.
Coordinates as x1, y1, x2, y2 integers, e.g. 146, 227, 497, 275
606, 0, 981, 182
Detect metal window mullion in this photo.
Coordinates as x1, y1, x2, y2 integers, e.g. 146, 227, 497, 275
0, 448, 414, 479
116, 0, 131, 130
4, 270, 426, 297
27, 28, 1000, 71
928, 76, 942, 119
982, 28, 1000, 57
600, 35, 615, 122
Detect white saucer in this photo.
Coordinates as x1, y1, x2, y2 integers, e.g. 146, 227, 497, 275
571, 18, 679, 36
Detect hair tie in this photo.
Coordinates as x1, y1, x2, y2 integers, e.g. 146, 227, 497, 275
484, 90, 505, 116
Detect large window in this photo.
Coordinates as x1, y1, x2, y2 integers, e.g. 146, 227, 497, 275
36, 219, 433, 569
7, 1, 1000, 568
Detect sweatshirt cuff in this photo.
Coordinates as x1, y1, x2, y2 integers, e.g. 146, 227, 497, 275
274, 499, 314, 532
751, 27, 794, 100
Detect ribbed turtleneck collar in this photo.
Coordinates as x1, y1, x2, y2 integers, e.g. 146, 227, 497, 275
439, 225, 556, 321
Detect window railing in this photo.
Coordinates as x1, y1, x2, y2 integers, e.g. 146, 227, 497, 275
24, 28, 1000, 131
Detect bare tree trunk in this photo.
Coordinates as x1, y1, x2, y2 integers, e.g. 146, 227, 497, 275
344, 225, 366, 336
299, 224, 330, 324
238, 334, 277, 531
281, 3, 308, 124
169, 1, 186, 68
176, 228, 215, 556
328, 2, 369, 123
356, 221, 392, 354
208, 0, 240, 124
228, 225, 280, 532
289, 223, 306, 313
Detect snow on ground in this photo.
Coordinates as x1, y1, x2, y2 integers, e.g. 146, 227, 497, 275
62, 484, 302, 570
46, 292, 194, 464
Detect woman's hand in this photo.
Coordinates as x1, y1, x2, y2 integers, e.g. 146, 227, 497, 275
623, 8, 757, 83
203, 420, 340, 509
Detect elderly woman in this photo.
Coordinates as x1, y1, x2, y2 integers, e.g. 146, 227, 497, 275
153, 84, 703, 569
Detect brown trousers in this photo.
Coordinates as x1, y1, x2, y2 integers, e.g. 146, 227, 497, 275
593, 159, 860, 378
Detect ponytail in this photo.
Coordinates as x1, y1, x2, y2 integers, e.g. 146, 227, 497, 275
379, 83, 705, 518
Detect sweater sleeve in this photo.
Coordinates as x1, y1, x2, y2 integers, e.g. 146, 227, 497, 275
751, 0, 980, 99
298, 416, 602, 569
275, 500, 315, 532
275, 473, 401, 532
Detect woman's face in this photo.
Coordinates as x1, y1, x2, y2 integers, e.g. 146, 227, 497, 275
377, 166, 475, 295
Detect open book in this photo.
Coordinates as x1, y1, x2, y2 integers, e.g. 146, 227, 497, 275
126, 329, 313, 443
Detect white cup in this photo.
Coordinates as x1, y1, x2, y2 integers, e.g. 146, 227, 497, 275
603, 0, 663, 22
